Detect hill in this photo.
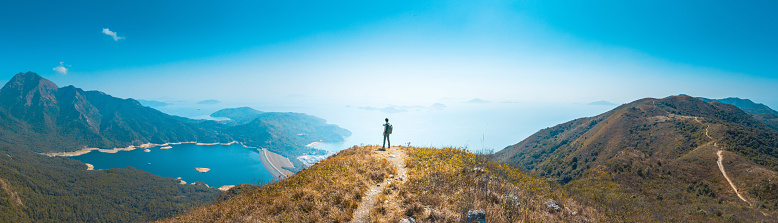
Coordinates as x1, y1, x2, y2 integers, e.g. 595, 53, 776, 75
698, 96, 778, 131
211, 107, 351, 167
495, 95, 778, 222
212, 107, 351, 144
162, 146, 607, 222
0, 145, 221, 222
210, 107, 264, 125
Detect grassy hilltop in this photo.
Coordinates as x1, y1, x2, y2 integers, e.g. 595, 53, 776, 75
162, 146, 606, 222
495, 95, 778, 222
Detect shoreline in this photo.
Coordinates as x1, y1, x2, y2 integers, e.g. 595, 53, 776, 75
42, 141, 249, 157
45, 140, 300, 186
258, 148, 295, 179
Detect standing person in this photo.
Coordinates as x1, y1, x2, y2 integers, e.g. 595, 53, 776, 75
382, 118, 392, 150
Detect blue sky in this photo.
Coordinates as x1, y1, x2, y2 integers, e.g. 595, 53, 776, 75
1, 0, 777, 107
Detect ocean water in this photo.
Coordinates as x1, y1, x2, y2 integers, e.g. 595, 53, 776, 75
71, 143, 275, 188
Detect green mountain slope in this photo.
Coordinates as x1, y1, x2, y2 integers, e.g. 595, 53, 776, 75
495, 95, 778, 222
0, 72, 232, 153
210, 107, 264, 125
212, 107, 352, 144
0, 72, 349, 161
0, 71, 354, 222
0, 145, 221, 222
214, 107, 352, 164
698, 96, 778, 131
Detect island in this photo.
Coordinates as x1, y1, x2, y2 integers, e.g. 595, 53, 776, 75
195, 167, 210, 173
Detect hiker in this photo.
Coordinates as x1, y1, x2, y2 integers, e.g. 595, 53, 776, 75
382, 118, 392, 150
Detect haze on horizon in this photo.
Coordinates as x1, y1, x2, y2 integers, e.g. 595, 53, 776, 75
2, 1, 777, 108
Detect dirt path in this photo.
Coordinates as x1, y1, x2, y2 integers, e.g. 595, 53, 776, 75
351, 146, 408, 223
716, 150, 750, 205
700, 122, 751, 205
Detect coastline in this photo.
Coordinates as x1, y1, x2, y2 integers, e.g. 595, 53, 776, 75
45, 140, 298, 186
258, 148, 295, 179
42, 141, 247, 157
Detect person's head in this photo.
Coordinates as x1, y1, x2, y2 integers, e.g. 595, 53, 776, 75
385, 118, 389, 122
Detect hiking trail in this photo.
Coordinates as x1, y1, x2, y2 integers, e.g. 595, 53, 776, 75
351, 146, 408, 222
700, 122, 750, 205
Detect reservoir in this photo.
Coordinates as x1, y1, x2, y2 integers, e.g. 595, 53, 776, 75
71, 143, 276, 188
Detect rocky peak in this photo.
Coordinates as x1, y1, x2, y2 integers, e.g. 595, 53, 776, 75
0, 72, 59, 108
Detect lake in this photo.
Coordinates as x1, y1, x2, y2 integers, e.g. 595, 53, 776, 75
71, 143, 275, 188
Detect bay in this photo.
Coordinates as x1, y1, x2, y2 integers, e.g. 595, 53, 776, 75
71, 143, 275, 188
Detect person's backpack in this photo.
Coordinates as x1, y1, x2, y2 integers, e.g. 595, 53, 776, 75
386, 123, 393, 134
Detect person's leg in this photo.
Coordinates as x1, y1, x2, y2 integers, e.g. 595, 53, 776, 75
382, 135, 387, 149
387, 135, 390, 148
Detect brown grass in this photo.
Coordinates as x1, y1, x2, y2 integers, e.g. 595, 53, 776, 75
369, 146, 606, 222
158, 145, 393, 222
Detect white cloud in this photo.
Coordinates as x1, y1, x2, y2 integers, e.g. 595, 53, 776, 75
102, 28, 125, 41
53, 62, 69, 74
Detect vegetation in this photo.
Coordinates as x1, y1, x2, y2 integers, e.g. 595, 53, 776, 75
697, 97, 778, 131
160, 146, 393, 222
0, 72, 350, 163
164, 146, 606, 222
369, 146, 605, 222
210, 107, 264, 125
495, 95, 778, 222
0, 72, 353, 222
0, 145, 221, 223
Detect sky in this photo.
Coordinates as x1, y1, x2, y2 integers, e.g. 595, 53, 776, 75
1, 0, 777, 108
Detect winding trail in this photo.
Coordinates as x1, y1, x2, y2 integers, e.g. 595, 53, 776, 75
716, 150, 750, 205
700, 122, 750, 205
351, 146, 408, 223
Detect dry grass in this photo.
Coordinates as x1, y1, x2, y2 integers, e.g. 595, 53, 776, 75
370, 146, 607, 222
161, 146, 607, 222
158, 145, 393, 222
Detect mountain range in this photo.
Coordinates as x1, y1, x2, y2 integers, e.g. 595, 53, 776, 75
495, 95, 778, 222
0, 72, 232, 153
0, 72, 351, 222
698, 96, 778, 131
0, 72, 350, 161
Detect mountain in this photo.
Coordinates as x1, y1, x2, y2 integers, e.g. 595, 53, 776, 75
0, 72, 232, 153
587, 100, 616, 106
212, 107, 352, 166
0, 72, 353, 222
210, 107, 264, 125
0, 72, 349, 159
698, 97, 778, 131
495, 95, 778, 222
212, 107, 352, 145
136, 99, 171, 107
161, 146, 607, 222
